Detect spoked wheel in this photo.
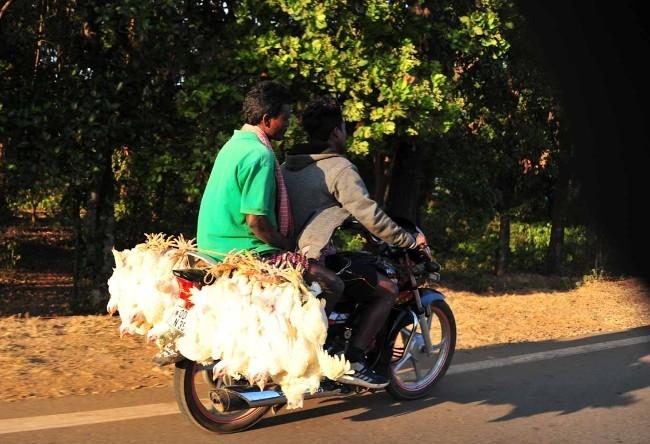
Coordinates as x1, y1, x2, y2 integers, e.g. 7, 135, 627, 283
173, 360, 270, 433
387, 300, 456, 400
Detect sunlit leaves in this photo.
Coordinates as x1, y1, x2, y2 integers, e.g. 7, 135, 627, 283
453, 1, 511, 59
254, 0, 457, 154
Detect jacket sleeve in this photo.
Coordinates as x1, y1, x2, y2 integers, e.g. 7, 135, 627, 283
331, 164, 416, 248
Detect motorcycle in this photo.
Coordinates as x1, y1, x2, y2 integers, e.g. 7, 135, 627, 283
170, 219, 456, 433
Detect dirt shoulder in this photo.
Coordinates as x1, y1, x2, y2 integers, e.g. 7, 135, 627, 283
1, 278, 649, 403
445, 278, 650, 348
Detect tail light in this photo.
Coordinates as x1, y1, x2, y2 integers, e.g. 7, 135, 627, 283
175, 276, 201, 309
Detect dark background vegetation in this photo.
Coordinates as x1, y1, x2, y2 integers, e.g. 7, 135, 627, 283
1, 0, 648, 312
519, 0, 650, 283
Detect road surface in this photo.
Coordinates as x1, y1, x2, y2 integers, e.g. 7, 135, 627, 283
2, 327, 649, 443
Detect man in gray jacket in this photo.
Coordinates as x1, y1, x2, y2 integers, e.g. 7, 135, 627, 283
281, 95, 427, 388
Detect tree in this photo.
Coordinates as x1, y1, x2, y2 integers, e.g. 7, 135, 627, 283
248, 0, 466, 221
440, 1, 562, 275
0, 0, 588, 312
1, 1, 246, 309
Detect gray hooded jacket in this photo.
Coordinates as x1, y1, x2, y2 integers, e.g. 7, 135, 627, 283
281, 150, 416, 259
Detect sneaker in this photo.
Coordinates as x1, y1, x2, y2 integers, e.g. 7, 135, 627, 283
337, 362, 389, 389
152, 346, 183, 366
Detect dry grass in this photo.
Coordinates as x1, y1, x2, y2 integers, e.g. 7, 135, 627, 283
0, 315, 173, 402
444, 278, 650, 348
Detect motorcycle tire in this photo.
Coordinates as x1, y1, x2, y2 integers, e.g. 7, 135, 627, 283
173, 360, 270, 433
386, 299, 456, 400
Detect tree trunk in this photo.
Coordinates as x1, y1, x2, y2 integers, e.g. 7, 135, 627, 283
0, 143, 8, 223
594, 233, 604, 272
30, 194, 37, 225
74, 151, 115, 313
495, 211, 510, 276
546, 214, 565, 274
33, 0, 46, 77
72, 189, 83, 308
153, 178, 167, 226
386, 140, 424, 222
372, 151, 390, 206
546, 155, 571, 274
494, 173, 515, 277
546, 113, 572, 275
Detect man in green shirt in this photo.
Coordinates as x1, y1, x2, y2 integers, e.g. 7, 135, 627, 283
197, 81, 294, 258
196, 80, 343, 313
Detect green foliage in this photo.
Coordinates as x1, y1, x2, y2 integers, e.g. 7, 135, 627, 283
0, 239, 21, 269
7, 184, 65, 220
451, 3, 511, 58
509, 222, 550, 272
580, 267, 609, 285
0, 0, 602, 302
331, 230, 366, 252
255, 0, 458, 154
509, 223, 594, 274
437, 218, 499, 274
430, 216, 595, 276
563, 226, 599, 274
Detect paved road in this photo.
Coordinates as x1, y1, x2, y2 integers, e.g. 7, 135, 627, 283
2, 327, 649, 444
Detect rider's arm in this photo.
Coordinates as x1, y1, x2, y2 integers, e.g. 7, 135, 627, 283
245, 214, 294, 251
331, 164, 417, 248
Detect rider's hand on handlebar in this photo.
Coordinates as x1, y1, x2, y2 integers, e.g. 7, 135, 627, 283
415, 233, 427, 248
414, 233, 433, 261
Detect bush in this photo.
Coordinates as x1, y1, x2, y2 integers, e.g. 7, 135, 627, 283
442, 221, 498, 273
0, 239, 21, 269
580, 267, 609, 285
423, 214, 596, 276
563, 226, 599, 274
7, 186, 65, 220
509, 222, 550, 272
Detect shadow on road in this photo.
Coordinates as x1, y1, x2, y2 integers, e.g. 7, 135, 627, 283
256, 326, 650, 429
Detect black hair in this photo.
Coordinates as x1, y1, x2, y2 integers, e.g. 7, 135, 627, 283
300, 95, 344, 141
242, 80, 291, 124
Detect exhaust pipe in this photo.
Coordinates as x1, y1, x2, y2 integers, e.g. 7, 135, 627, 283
212, 385, 350, 411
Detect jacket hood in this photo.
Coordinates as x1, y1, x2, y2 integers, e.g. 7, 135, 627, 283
283, 142, 342, 171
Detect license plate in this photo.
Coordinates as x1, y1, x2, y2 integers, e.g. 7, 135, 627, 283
169, 305, 189, 333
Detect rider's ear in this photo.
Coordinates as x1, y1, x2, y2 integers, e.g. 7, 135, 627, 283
262, 114, 272, 128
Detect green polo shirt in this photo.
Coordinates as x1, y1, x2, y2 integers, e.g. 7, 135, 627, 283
197, 130, 278, 260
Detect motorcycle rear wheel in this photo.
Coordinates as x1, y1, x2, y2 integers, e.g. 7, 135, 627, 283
174, 360, 270, 433
386, 300, 456, 400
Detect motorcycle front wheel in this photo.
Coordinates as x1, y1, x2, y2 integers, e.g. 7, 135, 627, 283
386, 299, 456, 400
173, 360, 270, 433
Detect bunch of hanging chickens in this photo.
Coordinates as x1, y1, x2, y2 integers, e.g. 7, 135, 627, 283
106, 233, 350, 409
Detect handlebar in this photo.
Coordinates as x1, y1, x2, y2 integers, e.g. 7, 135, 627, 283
338, 217, 440, 270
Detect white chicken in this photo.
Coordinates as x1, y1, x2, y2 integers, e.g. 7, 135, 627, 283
106, 234, 192, 343
107, 236, 351, 409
